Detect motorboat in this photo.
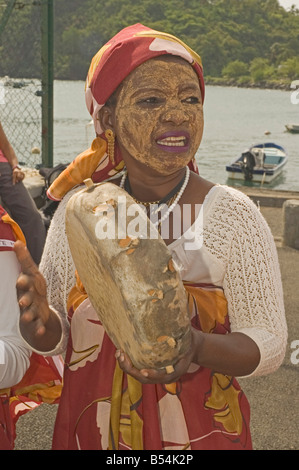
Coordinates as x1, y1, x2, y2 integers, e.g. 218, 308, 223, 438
285, 124, 299, 134
225, 142, 288, 183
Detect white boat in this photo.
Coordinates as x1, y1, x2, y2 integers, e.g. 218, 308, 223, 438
285, 124, 299, 134
225, 142, 288, 183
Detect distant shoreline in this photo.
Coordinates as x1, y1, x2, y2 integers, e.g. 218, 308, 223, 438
0, 75, 293, 92
205, 77, 292, 91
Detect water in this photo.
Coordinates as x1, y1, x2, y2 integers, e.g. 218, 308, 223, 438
53, 81, 299, 191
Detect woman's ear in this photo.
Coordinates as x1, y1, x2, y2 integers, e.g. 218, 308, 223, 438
97, 106, 115, 133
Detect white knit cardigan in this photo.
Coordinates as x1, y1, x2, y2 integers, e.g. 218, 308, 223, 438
39, 184, 287, 377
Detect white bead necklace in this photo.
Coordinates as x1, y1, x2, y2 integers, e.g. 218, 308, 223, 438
120, 166, 190, 228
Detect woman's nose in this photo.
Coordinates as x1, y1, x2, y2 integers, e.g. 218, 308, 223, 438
160, 103, 190, 125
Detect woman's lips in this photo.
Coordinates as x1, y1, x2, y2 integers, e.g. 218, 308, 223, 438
155, 131, 190, 152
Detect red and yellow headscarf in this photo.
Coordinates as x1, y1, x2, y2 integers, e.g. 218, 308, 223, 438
47, 23, 204, 202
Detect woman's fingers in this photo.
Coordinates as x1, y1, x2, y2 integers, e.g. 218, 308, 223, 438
16, 272, 34, 294
115, 350, 147, 381
12, 169, 25, 185
138, 366, 177, 383
14, 240, 49, 335
14, 241, 47, 296
14, 240, 41, 276
18, 290, 34, 309
14, 241, 37, 274
115, 350, 179, 384
19, 307, 46, 336
14, 239, 29, 259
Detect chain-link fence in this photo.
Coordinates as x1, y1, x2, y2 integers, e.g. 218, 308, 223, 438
0, 0, 43, 168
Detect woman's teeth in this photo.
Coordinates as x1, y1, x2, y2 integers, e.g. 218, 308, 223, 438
156, 136, 186, 147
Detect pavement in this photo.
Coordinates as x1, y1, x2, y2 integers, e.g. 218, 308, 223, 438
12, 183, 299, 451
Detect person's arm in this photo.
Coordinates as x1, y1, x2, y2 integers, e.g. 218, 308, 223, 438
18, 188, 76, 356
222, 195, 288, 377
0, 251, 31, 388
115, 329, 260, 384
14, 241, 63, 353
0, 122, 24, 184
191, 330, 260, 376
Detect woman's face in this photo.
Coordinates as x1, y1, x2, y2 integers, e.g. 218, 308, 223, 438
108, 56, 204, 175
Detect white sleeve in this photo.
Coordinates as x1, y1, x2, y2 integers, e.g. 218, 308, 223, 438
38, 188, 79, 355
222, 191, 288, 377
0, 251, 31, 388
39, 189, 77, 315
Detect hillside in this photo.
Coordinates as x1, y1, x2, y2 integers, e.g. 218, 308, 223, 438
0, 0, 299, 87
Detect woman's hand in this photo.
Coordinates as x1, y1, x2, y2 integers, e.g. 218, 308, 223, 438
14, 240, 50, 336
12, 166, 25, 184
14, 241, 62, 352
116, 324, 261, 380
115, 328, 203, 384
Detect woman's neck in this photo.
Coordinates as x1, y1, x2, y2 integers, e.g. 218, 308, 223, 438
123, 165, 187, 203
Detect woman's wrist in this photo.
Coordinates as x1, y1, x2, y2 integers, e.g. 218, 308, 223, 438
190, 330, 261, 377
190, 328, 205, 365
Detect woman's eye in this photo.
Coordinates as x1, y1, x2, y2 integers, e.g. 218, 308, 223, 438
183, 96, 201, 104
138, 97, 161, 105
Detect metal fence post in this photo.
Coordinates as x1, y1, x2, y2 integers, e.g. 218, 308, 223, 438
41, 0, 54, 168
0, 0, 16, 39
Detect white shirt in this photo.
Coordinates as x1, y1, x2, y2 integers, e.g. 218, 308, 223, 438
0, 251, 31, 389
39, 184, 287, 377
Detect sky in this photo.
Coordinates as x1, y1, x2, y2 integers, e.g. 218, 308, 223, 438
278, 0, 299, 9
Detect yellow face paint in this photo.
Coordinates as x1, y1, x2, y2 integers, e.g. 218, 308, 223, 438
112, 56, 204, 175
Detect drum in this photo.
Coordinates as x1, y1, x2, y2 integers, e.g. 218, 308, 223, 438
65, 178, 191, 371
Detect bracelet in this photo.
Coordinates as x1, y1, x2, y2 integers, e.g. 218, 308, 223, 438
12, 165, 21, 171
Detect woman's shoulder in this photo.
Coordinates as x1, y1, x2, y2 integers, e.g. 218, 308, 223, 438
207, 184, 260, 213
205, 184, 273, 237
203, 183, 266, 226
190, 173, 257, 211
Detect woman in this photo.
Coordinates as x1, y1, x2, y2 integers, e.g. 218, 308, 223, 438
0, 205, 31, 449
0, 205, 63, 450
15, 24, 287, 450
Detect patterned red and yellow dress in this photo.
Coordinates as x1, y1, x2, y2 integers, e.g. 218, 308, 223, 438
52, 274, 252, 450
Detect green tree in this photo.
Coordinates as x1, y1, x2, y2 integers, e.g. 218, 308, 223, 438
249, 58, 275, 82
222, 60, 249, 78
1, 0, 299, 82
278, 57, 299, 79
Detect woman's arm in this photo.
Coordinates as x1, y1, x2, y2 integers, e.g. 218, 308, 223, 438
115, 329, 260, 384
0, 122, 18, 168
18, 187, 78, 356
0, 122, 24, 184
222, 192, 287, 377
191, 330, 260, 376
14, 241, 63, 353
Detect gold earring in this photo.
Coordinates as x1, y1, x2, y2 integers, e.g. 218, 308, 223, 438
105, 129, 115, 165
